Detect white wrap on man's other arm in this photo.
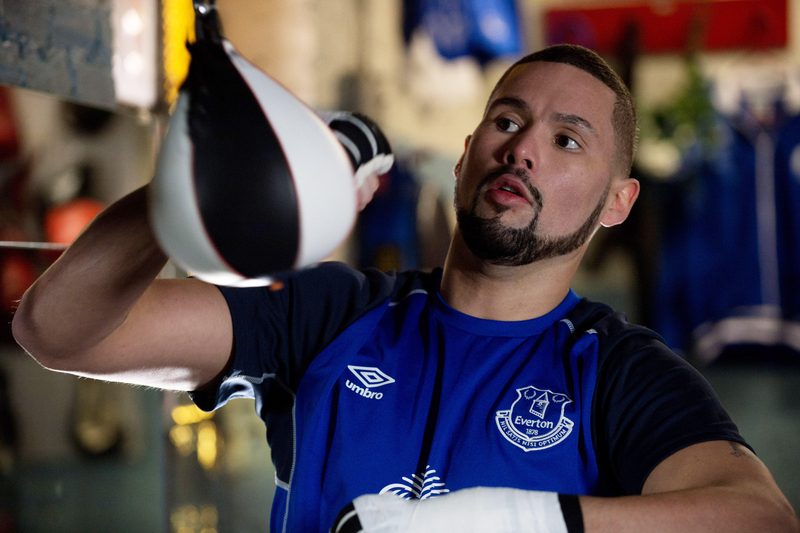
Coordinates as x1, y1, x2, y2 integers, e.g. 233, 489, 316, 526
350, 487, 569, 533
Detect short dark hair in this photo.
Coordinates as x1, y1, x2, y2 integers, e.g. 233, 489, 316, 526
489, 44, 638, 177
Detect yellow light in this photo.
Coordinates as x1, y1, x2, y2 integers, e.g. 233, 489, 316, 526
169, 424, 194, 456
171, 504, 200, 533
184, 505, 200, 527
171, 404, 214, 425
162, 0, 196, 104
196, 420, 217, 470
200, 504, 218, 528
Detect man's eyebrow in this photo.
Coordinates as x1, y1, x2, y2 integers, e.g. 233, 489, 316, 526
551, 112, 598, 138
486, 96, 530, 114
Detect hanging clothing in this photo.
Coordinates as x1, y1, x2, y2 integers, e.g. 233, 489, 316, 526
403, 0, 523, 64
651, 99, 800, 364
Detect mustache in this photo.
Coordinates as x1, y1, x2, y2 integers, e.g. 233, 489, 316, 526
477, 164, 542, 210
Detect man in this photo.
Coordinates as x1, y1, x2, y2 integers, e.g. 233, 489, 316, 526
12, 45, 799, 533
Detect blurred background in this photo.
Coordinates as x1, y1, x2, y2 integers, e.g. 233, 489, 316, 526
0, 0, 798, 531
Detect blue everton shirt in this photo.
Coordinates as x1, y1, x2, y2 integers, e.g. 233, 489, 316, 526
191, 262, 748, 533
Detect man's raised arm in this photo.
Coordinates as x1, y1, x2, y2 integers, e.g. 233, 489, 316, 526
12, 185, 235, 391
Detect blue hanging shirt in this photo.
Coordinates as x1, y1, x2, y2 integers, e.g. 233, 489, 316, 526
191, 262, 748, 533
651, 104, 800, 359
403, 0, 523, 64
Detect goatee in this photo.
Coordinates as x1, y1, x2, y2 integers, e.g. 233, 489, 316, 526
455, 167, 609, 266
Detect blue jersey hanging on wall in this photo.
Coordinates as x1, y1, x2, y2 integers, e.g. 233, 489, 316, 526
403, 0, 523, 64
651, 100, 800, 364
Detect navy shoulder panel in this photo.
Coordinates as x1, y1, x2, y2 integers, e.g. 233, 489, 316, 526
564, 298, 666, 357
565, 299, 748, 495
217, 263, 440, 392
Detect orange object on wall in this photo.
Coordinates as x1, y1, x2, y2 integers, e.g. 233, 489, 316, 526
43, 198, 106, 245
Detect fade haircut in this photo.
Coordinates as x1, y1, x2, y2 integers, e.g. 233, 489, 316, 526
488, 44, 638, 177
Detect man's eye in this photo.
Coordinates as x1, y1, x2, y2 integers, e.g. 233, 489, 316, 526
496, 118, 520, 133
555, 135, 579, 149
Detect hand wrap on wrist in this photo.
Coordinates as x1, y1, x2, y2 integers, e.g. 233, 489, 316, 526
320, 111, 394, 187
330, 487, 584, 533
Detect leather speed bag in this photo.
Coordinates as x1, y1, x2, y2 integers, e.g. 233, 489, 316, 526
150, 31, 356, 287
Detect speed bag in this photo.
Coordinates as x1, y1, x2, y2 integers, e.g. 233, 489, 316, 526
150, 35, 359, 287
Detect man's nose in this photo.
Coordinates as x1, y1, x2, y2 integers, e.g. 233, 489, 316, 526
505, 152, 532, 169
503, 134, 534, 170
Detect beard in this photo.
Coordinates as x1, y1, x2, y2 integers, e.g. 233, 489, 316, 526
455, 165, 609, 267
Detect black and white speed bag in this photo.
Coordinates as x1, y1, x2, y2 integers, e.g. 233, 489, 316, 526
150, 6, 390, 286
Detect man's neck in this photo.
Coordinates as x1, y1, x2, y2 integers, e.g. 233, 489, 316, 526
438, 232, 583, 321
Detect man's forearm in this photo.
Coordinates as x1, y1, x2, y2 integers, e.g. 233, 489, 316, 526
581, 485, 799, 533
12, 185, 168, 365
335, 484, 799, 533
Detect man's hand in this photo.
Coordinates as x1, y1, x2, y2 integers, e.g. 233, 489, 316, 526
320, 111, 394, 210
356, 172, 381, 211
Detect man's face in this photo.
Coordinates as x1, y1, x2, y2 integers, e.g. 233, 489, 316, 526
454, 61, 619, 266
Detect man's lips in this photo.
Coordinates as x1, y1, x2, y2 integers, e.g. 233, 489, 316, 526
486, 175, 534, 205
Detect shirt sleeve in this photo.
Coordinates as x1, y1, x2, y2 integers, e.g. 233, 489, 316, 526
189, 262, 396, 411
592, 319, 751, 495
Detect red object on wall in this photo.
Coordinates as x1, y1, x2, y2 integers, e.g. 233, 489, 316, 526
0, 87, 19, 160
43, 198, 106, 245
545, 0, 787, 54
1, 254, 36, 314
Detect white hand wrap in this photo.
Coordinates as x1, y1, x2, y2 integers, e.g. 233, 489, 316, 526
319, 111, 394, 188
332, 487, 581, 533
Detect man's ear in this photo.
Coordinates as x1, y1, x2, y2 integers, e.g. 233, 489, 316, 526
600, 177, 640, 228
453, 135, 471, 178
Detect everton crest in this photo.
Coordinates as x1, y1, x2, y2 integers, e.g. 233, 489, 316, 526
495, 386, 574, 451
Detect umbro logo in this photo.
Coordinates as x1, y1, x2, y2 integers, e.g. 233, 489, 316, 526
348, 366, 395, 388
345, 365, 395, 400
